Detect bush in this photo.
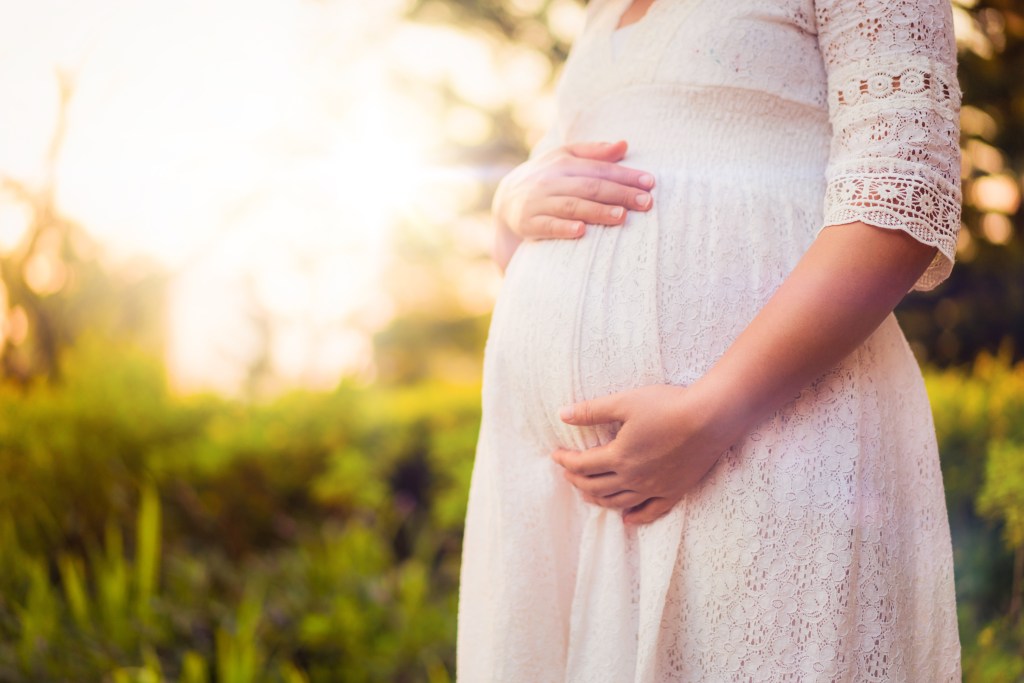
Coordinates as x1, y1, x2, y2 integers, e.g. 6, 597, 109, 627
0, 340, 478, 681
927, 353, 1024, 679
0, 341, 1022, 680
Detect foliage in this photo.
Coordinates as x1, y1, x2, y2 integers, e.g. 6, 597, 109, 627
0, 73, 167, 387
0, 339, 479, 681
405, 0, 1024, 368
0, 1, 1022, 680
0, 340, 1021, 680
926, 353, 1024, 678
917, 0, 1024, 366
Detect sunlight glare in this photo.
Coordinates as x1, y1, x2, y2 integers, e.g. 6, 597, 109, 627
0, 199, 33, 252
0, 0, 492, 394
326, 90, 431, 230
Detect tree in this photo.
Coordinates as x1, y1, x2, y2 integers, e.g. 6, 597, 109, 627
0, 70, 166, 385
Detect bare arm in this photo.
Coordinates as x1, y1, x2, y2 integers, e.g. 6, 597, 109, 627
694, 220, 937, 441
553, 221, 938, 524
550, 0, 960, 524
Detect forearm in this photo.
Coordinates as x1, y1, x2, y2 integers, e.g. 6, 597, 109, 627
693, 221, 938, 441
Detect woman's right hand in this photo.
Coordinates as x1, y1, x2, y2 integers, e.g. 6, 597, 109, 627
492, 140, 655, 270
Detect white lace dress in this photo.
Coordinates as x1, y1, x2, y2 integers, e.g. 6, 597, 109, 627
457, 0, 962, 680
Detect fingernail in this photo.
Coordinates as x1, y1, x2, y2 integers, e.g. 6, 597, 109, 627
559, 405, 574, 422
639, 174, 654, 188
610, 206, 624, 219
636, 193, 651, 208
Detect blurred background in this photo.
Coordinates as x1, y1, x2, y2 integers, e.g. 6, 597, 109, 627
0, 0, 1021, 680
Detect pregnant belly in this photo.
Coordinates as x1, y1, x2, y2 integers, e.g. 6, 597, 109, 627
482, 232, 631, 452
481, 176, 821, 453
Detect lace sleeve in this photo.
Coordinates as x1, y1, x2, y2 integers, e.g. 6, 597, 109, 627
816, 0, 962, 291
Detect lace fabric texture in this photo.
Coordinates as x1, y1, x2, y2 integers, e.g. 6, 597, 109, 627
458, 0, 962, 681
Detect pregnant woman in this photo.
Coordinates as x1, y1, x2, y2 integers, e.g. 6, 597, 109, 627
458, 0, 962, 680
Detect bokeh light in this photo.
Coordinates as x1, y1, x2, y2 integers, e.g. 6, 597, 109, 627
0, 0, 558, 394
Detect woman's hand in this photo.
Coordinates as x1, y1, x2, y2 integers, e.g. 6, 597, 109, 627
551, 383, 740, 525
551, 223, 938, 526
492, 140, 655, 270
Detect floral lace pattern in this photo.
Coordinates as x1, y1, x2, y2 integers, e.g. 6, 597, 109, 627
824, 158, 960, 289
821, 13, 962, 291
458, 1, 962, 681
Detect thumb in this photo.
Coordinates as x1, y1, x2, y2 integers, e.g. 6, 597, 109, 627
560, 394, 622, 426
565, 139, 628, 162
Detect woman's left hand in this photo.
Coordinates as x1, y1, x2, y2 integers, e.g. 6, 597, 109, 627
551, 383, 739, 525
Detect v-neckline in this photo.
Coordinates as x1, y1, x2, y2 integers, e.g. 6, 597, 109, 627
604, 0, 665, 64
609, 22, 636, 60
614, 0, 657, 31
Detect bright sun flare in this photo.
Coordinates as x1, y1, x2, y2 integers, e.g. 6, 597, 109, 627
0, 0, 460, 394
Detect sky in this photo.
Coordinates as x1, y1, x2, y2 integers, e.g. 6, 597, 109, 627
0, 0, 574, 393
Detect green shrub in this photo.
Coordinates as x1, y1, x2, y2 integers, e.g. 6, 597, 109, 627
1, 340, 1022, 680
0, 340, 476, 681
927, 353, 1024, 678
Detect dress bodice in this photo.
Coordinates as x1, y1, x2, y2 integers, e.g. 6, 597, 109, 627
542, 0, 962, 291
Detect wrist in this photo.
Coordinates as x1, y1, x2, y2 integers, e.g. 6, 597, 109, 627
491, 177, 512, 232
684, 372, 755, 448
492, 159, 531, 236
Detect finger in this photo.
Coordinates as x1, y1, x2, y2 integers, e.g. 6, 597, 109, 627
564, 140, 628, 162
542, 177, 654, 213
559, 393, 624, 427
554, 158, 655, 191
580, 492, 622, 510
580, 492, 625, 510
562, 468, 623, 497
521, 214, 586, 240
603, 489, 649, 509
534, 195, 627, 229
580, 490, 649, 511
586, 489, 649, 511
622, 497, 675, 525
551, 444, 618, 476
